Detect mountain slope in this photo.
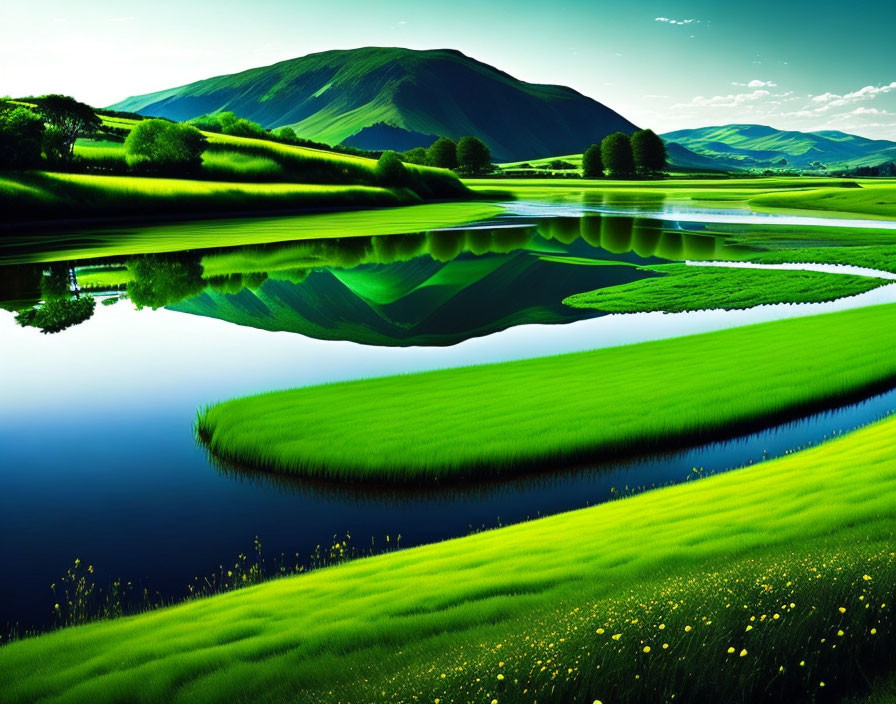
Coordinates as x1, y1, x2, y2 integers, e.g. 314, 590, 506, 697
662, 124, 896, 169
109, 47, 638, 162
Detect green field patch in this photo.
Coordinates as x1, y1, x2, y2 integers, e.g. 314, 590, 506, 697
198, 304, 896, 482
563, 263, 886, 313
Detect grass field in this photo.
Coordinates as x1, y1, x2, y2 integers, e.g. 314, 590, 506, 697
749, 185, 896, 218
751, 245, 896, 273
3, 403, 895, 703
563, 263, 888, 312
197, 303, 896, 483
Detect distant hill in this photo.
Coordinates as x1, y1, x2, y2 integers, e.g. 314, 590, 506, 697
661, 124, 896, 170
108, 47, 638, 162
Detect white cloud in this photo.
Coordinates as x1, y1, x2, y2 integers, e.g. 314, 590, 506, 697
655, 17, 698, 25
732, 79, 777, 88
685, 89, 771, 108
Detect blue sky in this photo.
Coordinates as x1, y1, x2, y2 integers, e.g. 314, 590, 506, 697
1, 0, 894, 138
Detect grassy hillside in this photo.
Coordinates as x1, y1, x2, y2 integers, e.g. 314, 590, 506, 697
662, 124, 896, 170
197, 303, 896, 482
3, 400, 895, 703
0, 171, 418, 222
76, 113, 469, 197
108, 47, 638, 161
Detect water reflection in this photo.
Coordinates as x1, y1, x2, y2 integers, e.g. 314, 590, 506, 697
0, 213, 750, 346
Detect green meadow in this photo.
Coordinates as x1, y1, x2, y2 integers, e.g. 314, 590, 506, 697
563, 263, 889, 313
197, 303, 896, 483
3, 398, 895, 703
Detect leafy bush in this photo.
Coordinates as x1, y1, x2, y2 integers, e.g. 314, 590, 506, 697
124, 119, 206, 174
375, 150, 410, 187
0, 106, 45, 168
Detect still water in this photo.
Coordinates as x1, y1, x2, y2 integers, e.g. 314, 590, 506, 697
2, 207, 894, 631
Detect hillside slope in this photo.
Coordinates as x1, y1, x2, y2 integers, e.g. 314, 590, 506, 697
109, 47, 638, 161
662, 123, 896, 169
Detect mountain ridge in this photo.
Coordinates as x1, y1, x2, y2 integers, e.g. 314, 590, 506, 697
662, 123, 896, 169
109, 46, 638, 161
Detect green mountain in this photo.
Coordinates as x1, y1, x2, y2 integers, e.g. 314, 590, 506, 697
108, 47, 638, 162
661, 124, 896, 170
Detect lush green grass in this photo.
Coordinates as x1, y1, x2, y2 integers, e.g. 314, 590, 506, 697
0, 200, 504, 265
563, 263, 887, 313
3, 405, 896, 703
199, 150, 285, 180
749, 185, 896, 219
0, 171, 421, 223
198, 303, 896, 483
751, 245, 896, 273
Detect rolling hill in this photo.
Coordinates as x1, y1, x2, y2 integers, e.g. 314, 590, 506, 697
108, 47, 638, 162
662, 124, 896, 170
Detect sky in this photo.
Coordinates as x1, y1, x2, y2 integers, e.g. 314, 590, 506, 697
2, 0, 895, 139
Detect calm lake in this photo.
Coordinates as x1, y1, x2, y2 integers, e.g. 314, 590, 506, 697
3, 204, 895, 631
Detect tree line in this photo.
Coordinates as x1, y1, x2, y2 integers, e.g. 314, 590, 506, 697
582, 129, 667, 178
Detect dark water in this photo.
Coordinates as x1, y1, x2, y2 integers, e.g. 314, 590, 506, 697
1, 209, 893, 632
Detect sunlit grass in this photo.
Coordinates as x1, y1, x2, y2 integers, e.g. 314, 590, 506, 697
198, 303, 896, 482
0, 171, 418, 223
563, 263, 887, 313
750, 185, 896, 219
751, 245, 896, 273
2, 409, 895, 703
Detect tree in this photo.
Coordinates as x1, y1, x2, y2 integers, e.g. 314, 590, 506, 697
426, 137, 458, 169
34, 95, 101, 160
124, 119, 206, 174
375, 150, 410, 187
272, 126, 298, 143
126, 254, 206, 309
582, 143, 603, 178
401, 147, 427, 165
456, 136, 491, 176
631, 129, 667, 175
601, 132, 635, 178
0, 106, 45, 168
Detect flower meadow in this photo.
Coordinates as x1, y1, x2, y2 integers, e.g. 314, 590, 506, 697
345, 546, 895, 704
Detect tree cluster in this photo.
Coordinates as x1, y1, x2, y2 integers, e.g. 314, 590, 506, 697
0, 95, 102, 167
583, 129, 668, 178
